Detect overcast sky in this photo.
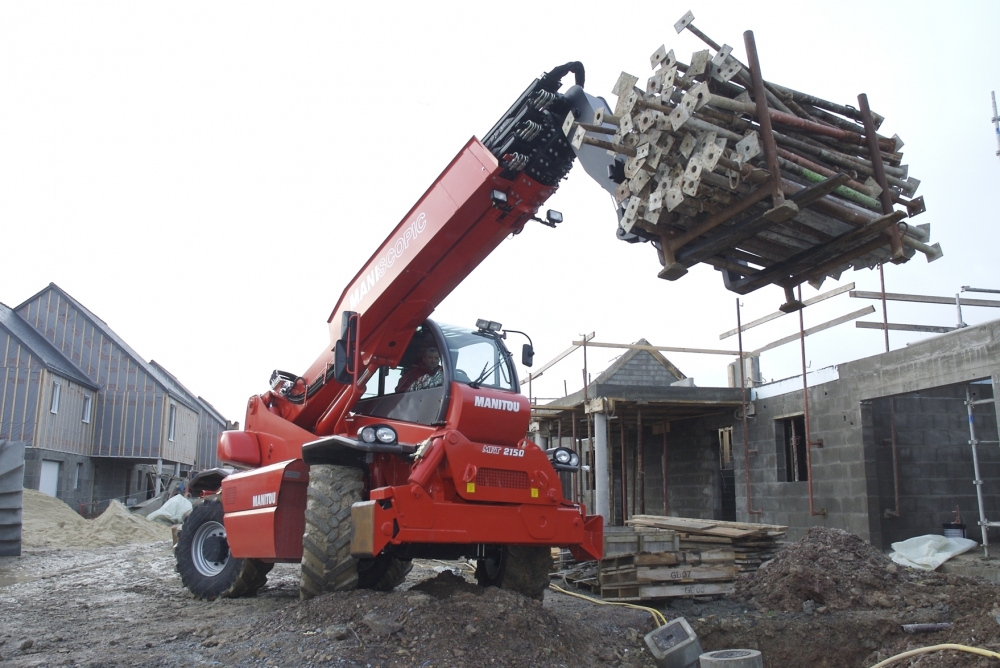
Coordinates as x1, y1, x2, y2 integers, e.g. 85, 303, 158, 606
2, 2, 999, 424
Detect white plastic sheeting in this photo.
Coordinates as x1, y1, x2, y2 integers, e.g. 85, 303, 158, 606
890, 534, 978, 570
146, 494, 193, 525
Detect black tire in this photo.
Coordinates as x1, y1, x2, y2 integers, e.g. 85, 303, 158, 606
358, 554, 413, 591
300, 464, 364, 599
224, 558, 274, 598
176, 500, 272, 600
475, 546, 552, 601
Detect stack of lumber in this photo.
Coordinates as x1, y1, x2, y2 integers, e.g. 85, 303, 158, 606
593, 516, 786, 602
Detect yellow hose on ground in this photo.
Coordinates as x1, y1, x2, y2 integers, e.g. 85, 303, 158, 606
870, 643, 1000, 667
548, 583, 667, 627
428, 559, 668, 628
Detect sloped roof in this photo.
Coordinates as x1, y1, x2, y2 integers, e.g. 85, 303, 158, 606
150, 360, 229, 425
591, 338, 686, 386
0, 301, 99, 390
16, 283, 200, 413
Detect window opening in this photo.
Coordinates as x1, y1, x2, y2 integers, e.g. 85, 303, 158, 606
82, 395, 92, 424
168, 404, 177, 442
777, 415, 808, 482
719, 427, 733, 468
50, 381, 61, 414
73, 462, 83, 490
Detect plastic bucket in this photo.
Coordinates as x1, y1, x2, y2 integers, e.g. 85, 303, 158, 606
943, 523, 966, 539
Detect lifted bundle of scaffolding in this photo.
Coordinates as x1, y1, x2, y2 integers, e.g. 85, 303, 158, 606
565, 11, 940, 300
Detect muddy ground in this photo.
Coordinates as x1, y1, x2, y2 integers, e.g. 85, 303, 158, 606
3, 527, 1000, 667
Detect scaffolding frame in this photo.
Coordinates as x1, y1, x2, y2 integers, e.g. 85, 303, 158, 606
966, 384, 1000, 558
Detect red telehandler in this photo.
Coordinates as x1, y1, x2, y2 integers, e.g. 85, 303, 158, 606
175, 63, 614, 601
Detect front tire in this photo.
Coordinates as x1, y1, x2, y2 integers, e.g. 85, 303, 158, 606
300, 464, 364, 599
475, 546, 552, 601
175, 500, 272, 600
300, 464, 414, 599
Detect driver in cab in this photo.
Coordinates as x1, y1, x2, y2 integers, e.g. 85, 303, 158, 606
396, 346, 444, 393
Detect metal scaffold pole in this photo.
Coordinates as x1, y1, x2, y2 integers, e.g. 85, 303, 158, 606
966, 384, 1000, 558
992, 92, 1000, 160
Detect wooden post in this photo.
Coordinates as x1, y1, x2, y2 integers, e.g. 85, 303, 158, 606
662, 420, 669, 516
637, 407, 645, 515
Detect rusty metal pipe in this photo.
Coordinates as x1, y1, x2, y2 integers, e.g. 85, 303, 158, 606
859, 93, 906, 263
681, 20, 795, 115
708, 94, 896, 152
769, 82, 884, 128
743, 31, 783, 206
798, 285, 826, 517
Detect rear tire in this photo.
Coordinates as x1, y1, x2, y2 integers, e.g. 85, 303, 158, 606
176, 500, 272, 599
358, 553, 413, 591
475, 546, 552, 601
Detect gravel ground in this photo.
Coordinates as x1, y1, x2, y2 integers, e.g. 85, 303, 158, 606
5, 525, 1000, 667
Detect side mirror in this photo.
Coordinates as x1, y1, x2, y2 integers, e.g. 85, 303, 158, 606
521, 343, 534, 368
333, 338, 351, 384
334, 311, 359, 384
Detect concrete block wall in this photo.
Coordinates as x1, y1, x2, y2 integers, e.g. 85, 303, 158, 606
733, 320, 1000, 548
663, 415, 732, 520
22, 447, 95, 515
873, 384, 999, 546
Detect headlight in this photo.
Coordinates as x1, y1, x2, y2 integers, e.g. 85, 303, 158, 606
554, 448, 572, 464
375, 426, 397, 444
569, 452, 580, 467
359, 426, 377, 443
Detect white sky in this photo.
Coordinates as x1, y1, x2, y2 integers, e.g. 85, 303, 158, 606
2, 2, 999, 424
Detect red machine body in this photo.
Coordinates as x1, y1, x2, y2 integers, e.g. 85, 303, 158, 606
215, 64, 604, 569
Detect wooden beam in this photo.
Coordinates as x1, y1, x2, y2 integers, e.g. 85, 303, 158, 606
570, 341, 740, 356
752, 306, 875, 354
524, 333, 595, 382
850, 291, 1000, 309
718, 282, 855, 339
856, 322, 956, 334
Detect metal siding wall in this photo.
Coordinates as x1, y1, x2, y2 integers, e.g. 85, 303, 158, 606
0, 332, 14, 441
3, 343, 40, 445
34, 370, 94, 457
151, 394, 163, 460
162, 403, 197, 465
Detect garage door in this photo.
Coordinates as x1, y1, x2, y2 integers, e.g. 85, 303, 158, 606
39, 460, 60, 497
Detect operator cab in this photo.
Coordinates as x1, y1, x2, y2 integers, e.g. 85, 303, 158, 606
355, 320, 519, 426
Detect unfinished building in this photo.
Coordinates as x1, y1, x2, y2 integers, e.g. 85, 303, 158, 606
533, 320, 1000, 553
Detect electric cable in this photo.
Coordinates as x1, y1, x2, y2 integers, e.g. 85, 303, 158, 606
869, 643, 1000, 667
548, 583, 667, 627
426, 560, 668, 628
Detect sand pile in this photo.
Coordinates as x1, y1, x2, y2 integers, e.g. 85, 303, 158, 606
21, 489, 172, 549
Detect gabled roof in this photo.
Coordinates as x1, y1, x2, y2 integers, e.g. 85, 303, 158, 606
196, 396, 228, 426
0, 301, 99, 391
150, 360, 228, 425
16, 283, 200, 413
590, 338, 686, 386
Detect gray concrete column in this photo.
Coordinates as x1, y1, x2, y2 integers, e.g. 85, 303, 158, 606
593, 412, 610, 522
155, 458, 163, 495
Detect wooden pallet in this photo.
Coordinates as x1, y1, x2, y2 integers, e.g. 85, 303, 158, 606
601, 581, 735, 602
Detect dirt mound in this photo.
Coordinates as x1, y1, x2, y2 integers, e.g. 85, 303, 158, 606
21, 489, 172, 549
737, 526, 904, 612
233, 570, 650, 667
720, 527, 1000, 666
